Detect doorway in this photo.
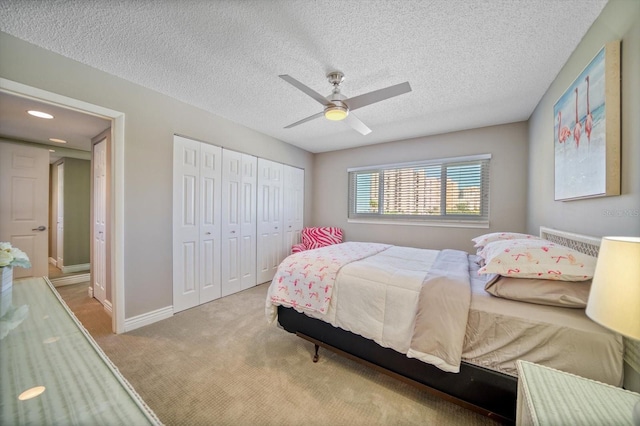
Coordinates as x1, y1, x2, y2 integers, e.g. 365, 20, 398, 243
49, 153, 95, 288
0, 77, 126, 333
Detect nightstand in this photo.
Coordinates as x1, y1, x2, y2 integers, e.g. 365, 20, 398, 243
516, 360, 640, 425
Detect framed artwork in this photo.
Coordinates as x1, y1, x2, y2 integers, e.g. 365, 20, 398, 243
554, 40, 620, 201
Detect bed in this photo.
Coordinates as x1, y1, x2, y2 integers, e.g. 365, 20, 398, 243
265, 227, 624, 423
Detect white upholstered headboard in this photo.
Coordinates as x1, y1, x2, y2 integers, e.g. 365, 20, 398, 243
539, 226, 640, 390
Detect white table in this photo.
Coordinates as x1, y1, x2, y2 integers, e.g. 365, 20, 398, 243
0, 277, 161, 425
517, 360, 640, 426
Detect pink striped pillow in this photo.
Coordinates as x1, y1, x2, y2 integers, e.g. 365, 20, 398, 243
301, 227, 343, 250
291, 243, 306, 254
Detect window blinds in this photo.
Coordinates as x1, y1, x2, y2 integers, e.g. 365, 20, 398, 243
348, 154, 490, 223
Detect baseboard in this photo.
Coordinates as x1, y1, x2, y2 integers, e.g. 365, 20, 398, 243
49, 257, 57, 266
124, 305, 173, 332
51, 273, 91, 287
61, 263, 90, 274
103, 299, 113, 317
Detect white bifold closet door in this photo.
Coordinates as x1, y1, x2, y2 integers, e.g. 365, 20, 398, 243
283, 165, 304, 257
221, 149, 257, 296
173, 135, 222, 313
256, 158, 284, 284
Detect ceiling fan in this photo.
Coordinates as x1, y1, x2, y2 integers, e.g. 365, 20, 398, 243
279, 71, 411, 135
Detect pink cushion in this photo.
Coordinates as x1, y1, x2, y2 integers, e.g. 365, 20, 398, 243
291, 243, 306, 254
301, 227, 343, 250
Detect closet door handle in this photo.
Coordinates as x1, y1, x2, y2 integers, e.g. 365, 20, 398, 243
32, 225, 46, 231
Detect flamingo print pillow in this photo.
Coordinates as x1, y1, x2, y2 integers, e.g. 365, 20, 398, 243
472, 232, 541, 249
477, 239, 596, 281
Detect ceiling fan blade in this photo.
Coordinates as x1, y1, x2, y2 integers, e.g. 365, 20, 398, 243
279, 75, 331, 107
344, 113, 371, 135
284, 111, 324, 129
344, 81, 412, 111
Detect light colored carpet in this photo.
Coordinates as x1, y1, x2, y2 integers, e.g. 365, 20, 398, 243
55, 281, 112, 337
59, 282, 496, 426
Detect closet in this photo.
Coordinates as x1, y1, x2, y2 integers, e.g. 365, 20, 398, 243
221, 149, 257, 297
283, 165, 304, 256
256, 159, 284, 284
173, 135, 303, 312
172, 136, 222, 313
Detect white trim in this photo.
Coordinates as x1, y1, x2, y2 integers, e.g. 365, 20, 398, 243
347, 219, 489, 229
124, 306, 173, 332
103, 299, 113, 316
347, 153, 492, 172
51, 273, 91, 287
113, 114, 125, 333
0, 77, 126, 335
49, 257, 57, 266
61, 263, 90, 274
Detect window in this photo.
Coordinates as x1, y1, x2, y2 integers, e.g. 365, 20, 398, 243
348, 154, 490, 225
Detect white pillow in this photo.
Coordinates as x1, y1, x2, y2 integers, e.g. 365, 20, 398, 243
472, 232, 541, 249
477, 239, 596, 281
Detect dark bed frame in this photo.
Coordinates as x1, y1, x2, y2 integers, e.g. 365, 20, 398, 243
277, 305, 517, 424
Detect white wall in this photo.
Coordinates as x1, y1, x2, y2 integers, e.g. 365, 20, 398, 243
0, 32, 314, 319
313, 122, 529, 252
527, 0, 640, 237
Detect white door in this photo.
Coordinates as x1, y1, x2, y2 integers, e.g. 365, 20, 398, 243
0, 142, 49, 278
221, 150, 242, 297
283, 165, 304, 258
239, 154, 257, 291
173, 136, 221, 313
221, 149, 257, 296
198, 143, 222, 304
56, 162, 64, 268
256, 159, 283, 284
92, 139, 107, 305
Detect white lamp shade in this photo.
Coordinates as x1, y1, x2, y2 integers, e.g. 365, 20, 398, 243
586, 236, 640, 341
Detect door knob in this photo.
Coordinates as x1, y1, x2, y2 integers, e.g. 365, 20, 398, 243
32, 225, 46, 231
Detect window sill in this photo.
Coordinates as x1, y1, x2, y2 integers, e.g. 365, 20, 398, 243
347, 218, 490, 229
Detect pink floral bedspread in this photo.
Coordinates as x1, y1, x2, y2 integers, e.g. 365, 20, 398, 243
268, 242, 390, 316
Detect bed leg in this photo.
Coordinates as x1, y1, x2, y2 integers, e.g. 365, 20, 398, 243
313, 344, 319, 363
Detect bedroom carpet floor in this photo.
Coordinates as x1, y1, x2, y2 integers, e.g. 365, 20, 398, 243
57, 282, 497, 426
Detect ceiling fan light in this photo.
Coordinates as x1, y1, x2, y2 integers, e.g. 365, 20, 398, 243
324, 105, 348, 121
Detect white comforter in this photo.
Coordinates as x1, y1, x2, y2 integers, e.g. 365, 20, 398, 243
266, 244, 468, 370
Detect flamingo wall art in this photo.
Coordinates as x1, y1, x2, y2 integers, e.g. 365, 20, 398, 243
554, 40, 621, 201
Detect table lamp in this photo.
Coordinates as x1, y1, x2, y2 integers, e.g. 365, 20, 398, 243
586, 236, 640, 425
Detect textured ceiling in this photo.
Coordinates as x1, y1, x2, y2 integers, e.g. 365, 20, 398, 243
0, 0, 608, 153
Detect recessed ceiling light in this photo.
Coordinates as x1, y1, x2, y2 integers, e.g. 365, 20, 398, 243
27, 110, 54, 119
18, 386, 46, 401
49, 149, 55, 153
49, 138, 67, 144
